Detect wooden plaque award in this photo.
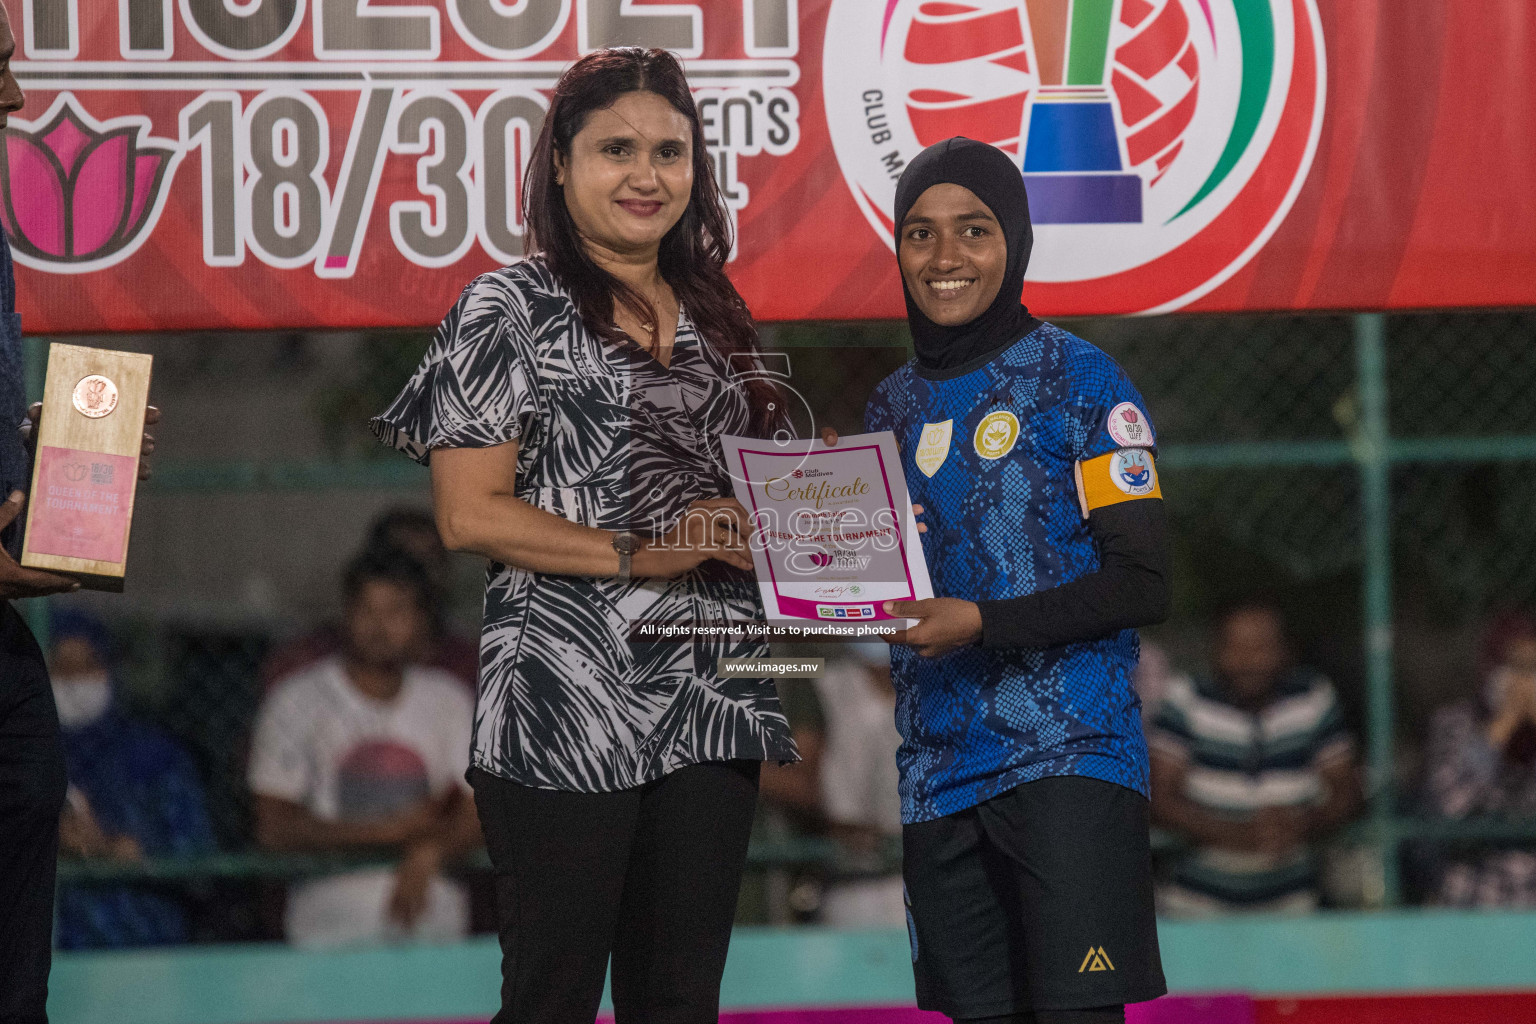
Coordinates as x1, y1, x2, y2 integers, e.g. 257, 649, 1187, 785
20, 343, 153, 592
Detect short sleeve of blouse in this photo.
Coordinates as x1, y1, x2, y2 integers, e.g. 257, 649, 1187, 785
370, 271, 538, 464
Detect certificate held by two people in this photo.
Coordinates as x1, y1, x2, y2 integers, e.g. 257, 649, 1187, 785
721, 432, 933, 627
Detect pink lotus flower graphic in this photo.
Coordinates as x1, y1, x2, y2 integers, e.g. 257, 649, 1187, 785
0, 93, 179, 272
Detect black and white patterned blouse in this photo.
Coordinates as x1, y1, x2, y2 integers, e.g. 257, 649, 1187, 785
371, 258, 797, 792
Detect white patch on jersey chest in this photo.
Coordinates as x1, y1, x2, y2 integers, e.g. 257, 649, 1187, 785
914, 420, 953, 477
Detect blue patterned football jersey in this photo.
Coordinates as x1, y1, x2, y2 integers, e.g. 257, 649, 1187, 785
865, 322, 1156, 824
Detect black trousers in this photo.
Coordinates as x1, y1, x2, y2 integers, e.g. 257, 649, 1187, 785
469, 760, 760, 1024
0, 603, 67, 1024
904, 777, 1164, 1019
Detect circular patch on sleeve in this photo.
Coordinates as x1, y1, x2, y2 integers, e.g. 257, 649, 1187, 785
1107, 402, 1153, 448
1111, 449, 1158, 495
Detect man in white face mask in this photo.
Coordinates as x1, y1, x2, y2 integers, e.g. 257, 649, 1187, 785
50, 641, 113, 732
47, 611, 216, 949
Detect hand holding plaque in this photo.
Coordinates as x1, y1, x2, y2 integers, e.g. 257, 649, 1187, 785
22, 402, 160, 481
19, 343, 154, 592
0, 492, 80, 599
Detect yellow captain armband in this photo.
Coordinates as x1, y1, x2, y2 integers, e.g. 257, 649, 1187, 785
1074, 448, 1162, 519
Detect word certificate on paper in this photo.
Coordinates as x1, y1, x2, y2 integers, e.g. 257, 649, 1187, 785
721, 432, 933, 623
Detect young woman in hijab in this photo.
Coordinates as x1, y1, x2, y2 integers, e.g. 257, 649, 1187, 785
826, 136, 1168, 1023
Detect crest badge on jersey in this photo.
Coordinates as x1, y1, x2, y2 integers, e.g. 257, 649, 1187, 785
974, 410, 1021, 460
1107, 402, 1154, 447
822, 0, 1326, 313
915, 419, 954, 476
1111, 448, 1158, 495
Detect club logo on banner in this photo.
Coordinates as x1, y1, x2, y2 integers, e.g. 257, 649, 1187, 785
823, 0, 1326, 312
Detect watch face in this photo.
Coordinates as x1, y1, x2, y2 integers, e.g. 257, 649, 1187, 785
613, 532, 639, 555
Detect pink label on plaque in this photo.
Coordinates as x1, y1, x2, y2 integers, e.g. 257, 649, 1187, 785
29, 447, 134, 564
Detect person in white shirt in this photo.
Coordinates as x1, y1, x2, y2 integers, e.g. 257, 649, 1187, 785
249, 550, 480, 947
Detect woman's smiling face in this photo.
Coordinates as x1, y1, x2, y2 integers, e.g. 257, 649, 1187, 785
898, 183, 1008, 327
554, 89, 694, 258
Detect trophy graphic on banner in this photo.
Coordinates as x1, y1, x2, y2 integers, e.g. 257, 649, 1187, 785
1021, 0, 1144, 224
20, 344, 153, 592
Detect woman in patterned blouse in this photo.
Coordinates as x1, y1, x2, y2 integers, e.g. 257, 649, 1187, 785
373, 48, 798, 1024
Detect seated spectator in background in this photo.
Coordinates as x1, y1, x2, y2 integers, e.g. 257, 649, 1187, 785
758, 675, 825, 828
813, 642, 904, 927
50, 609, 217, 948
752, 646, 903, 927
750, 675, 826, 925
1421, 613, 1536, 906
261, 507, 478, 691
1151, 599, 1361, 915
1135, 638, 1174, 734
249, 550, 480, 947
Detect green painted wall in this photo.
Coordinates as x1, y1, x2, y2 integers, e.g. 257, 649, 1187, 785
49, 913, 1536, 1024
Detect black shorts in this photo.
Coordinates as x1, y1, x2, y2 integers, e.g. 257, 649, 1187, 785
902, 775, 1166, 1019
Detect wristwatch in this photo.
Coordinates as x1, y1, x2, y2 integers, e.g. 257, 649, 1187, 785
612, 531, 641, 579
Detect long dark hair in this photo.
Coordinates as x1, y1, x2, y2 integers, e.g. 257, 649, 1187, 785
524, 47, 781, 433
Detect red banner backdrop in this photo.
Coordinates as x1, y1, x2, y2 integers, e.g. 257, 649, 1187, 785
2, 0, 1533, 333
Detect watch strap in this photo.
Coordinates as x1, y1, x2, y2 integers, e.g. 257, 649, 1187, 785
612, 531, 639, 580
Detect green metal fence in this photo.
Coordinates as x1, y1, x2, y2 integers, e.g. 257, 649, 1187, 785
29, 307, 1536, 916
1084, 310, 1536, 905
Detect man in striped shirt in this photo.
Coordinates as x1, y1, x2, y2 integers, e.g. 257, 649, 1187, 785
1150, 600, 1361, 914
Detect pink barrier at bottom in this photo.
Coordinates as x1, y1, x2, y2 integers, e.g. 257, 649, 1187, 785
338, 991, 1536, 1024
600, 1011, 941, 1024
592, 996, 1254, 1024
1130, 995, 1255, 1023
